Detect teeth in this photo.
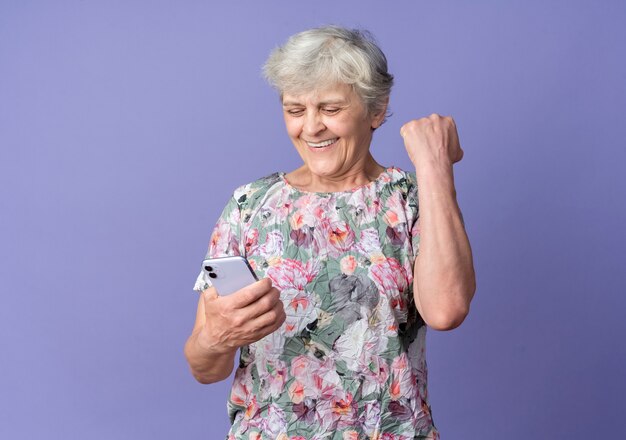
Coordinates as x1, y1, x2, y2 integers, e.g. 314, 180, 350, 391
306, 138, 338, 148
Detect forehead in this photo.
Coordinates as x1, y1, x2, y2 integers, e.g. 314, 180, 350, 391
282, 83, 357, 106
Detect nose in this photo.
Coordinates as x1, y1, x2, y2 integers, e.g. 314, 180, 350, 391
303, 110, 325, 137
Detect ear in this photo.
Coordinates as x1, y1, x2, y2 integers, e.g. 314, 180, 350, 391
370, 97, 390, 130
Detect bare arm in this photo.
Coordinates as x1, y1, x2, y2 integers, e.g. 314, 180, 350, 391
184, 279, 286, 384
184, 290, 238, 384
401, 114, 476, 330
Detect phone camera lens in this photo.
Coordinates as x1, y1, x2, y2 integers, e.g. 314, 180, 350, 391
209, 272, 217, 279
204, 265, 213, 272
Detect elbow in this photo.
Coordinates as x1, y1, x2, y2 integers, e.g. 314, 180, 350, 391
424, 279, 476, 331
423, 298, 471, 331
192, 373, 213, 385
192, 371, 226, 385
187, 362, 232, 385
183, 341, 233, 385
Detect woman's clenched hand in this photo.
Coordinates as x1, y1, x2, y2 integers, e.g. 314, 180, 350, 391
197, 278, 286, 355
400, 114, 464, 176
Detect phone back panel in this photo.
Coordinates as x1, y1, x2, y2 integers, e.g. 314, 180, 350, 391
201, 256, 258, 295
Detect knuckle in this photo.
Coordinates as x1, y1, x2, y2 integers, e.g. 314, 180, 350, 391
402, 120, 420, 135
230, 314, 244, 328
267, 309, 279, 322
276, 305, 286, 320
262, 294, 275, 310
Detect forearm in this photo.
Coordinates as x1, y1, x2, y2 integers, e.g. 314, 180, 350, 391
184, 327, 237, 384
414, 165, 476, 330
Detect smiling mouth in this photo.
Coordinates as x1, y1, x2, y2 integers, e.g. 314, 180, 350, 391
306, 138, 338, 148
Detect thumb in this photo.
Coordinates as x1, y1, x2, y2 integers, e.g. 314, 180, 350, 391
202, 286, 219, 302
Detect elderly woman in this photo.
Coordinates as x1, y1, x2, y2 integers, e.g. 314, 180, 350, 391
185, 26, 475, 439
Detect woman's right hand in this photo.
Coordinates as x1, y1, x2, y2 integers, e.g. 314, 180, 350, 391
197, 278, 286, 355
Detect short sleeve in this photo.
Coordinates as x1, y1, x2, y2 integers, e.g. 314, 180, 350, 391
406, 174, 421, 260
192, 195, 242, 292
411, 217, 421, 259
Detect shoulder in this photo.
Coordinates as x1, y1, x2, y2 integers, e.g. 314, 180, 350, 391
383, 166, 418, 197
230, 172, 285, 213
388, 166, 417, 185
376, 167, 419, 222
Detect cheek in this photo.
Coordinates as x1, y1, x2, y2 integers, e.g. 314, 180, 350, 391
330, 120, 364, 140
284, 119, 301, 139
325, 119, 350, 137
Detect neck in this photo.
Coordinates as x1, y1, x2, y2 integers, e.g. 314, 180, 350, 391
286, 154, 386, 193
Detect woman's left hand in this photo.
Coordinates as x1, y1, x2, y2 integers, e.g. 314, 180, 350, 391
401, 114, 475, 330
400, 114, 464, 175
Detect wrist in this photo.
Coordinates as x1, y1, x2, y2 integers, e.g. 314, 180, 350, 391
195, 326, 237, 357
415, 165, 455, 192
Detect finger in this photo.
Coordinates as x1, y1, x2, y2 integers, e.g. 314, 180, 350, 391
400, 119, 420, 137
244, 287, 282, 321
200, 286, 219, 325
202, 286, 218, 301
247, 318, 285, 344
234, 288, 281, 324
247, 300, 286, 335
229, 278, 274, 309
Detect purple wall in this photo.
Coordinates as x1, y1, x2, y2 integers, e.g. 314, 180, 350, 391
2, 1, 625, 438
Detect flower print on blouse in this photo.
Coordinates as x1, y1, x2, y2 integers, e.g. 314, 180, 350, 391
193, 167, 439, 440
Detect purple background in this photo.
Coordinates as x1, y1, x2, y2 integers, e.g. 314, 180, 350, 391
2, 1, 625, 439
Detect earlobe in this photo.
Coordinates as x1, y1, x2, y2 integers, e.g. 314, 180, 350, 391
371, 98, 390, 129
371, 112, 386, 130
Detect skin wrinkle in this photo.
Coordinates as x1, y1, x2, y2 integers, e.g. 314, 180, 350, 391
282, 83, 386, 193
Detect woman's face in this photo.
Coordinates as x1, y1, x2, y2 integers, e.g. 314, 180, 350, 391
282, 83, 385, 180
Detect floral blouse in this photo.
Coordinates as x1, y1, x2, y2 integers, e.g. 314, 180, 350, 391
194, 167, 439, 440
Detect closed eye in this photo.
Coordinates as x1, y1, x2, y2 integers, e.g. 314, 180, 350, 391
286, 108, 305, 116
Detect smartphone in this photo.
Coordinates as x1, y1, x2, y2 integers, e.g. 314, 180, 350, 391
201, 256, 259, 296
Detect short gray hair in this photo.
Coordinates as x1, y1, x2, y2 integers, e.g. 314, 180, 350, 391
263, 26, 394, 122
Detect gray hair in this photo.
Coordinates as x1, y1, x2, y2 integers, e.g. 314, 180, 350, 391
263, 26, 394, 123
